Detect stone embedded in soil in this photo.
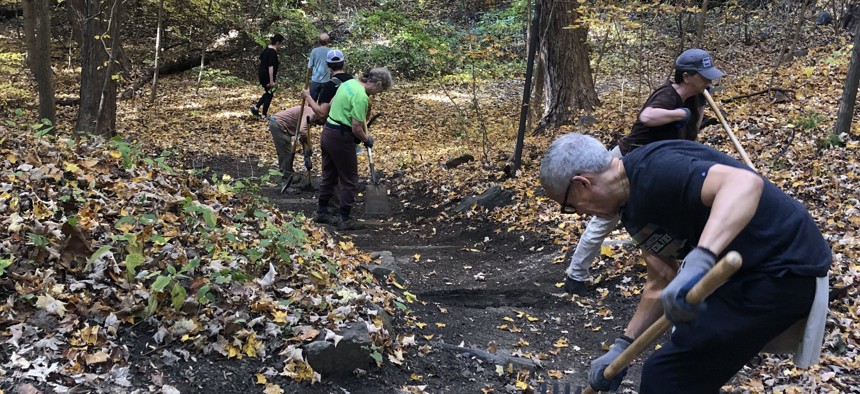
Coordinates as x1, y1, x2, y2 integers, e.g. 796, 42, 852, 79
305, 322, 374, 379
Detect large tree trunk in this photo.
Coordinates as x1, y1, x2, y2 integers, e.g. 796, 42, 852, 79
535, 0, 599, 134
835, 20, 860, 136
68, 0, 124, 137
22, 0, 56, 126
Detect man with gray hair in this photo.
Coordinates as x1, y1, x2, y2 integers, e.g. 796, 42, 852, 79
540, 133, 829, 393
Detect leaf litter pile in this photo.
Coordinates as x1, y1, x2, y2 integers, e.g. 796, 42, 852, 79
2, 14, 860, 394
0, 125, 419, 392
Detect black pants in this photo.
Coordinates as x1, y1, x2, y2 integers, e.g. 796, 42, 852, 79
318, 125, 358, 219
256, 84, 274, 116
639, 274, 815, 393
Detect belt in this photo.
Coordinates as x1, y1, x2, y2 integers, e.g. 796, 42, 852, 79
326, 122, 352, 133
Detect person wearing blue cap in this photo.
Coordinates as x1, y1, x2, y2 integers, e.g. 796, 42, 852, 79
562, 48, 726, 296
308, 33, 332, 102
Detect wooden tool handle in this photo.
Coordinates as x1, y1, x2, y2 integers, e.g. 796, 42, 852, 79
293, 68, 313, 147
583, 252, 743, 394
702, 90, 756, 172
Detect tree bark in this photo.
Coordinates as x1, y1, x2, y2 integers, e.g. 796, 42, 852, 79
534, 0, 599, 134
835, 21, 860, 136
22, 0, 56, 126
68, 0, 124, 137
696, 0, 710, 46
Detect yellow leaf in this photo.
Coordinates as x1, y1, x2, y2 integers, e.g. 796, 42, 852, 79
502, 316, 514, 322
553, 337, 569, 348
548, 370, 564, 379
600, 245, 615, 257
404, 291, 418, 303
413, 253, 421, 262
423, 334, 434, 340
109, 150, 122, 158
415, 322, 427, 329
435, 322, 446, 327
255, 374, 268, 384
263, 384, 284, 394
410, 373, 423, 381
64, 161, 80, 173
554, 282, 565, 288
272, 310, 288, 324
515, 380, 528, 389
85, 351, 109, 365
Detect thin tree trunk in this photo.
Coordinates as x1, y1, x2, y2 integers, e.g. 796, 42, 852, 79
22, 0, 56, 126
150, 0, 164, 103
195, 0, 213, 95
835, 21, 860, 136
70, 0, 123, 137
696, 0, 710, 46
768, 0, 809, 93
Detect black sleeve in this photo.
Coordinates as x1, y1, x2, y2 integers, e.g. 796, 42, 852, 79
317, 82, 337, 104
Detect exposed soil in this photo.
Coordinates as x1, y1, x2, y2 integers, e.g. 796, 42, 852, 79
113, 154, 654, 394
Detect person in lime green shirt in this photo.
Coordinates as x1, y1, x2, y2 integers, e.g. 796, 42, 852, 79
314, 67, 392, 231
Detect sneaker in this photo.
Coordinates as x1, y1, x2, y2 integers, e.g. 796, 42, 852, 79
336, 218, 366, 231
563, 276, 588, 295
250, 105, 260, 117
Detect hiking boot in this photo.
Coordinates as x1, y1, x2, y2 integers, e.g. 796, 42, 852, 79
314, 212, 338, 225
250, 105, 260, 117
336, 218, 366, 231
564, 276, 588, 296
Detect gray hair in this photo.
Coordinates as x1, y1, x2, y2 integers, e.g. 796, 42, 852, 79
362, 67, 393, 91
539, 133, 611, 198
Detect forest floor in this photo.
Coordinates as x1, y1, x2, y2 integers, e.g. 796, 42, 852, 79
2, 16, 860, 393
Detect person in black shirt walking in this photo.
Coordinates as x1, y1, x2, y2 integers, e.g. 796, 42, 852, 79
251, 34, 284, 120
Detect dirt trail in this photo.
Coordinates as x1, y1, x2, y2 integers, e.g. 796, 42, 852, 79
177, 153, 649, 393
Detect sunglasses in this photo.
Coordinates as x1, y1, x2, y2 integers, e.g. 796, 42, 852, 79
559, 177, 578, 214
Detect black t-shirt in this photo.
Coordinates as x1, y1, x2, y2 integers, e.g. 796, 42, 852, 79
314, 72, 354, 125
620, 140, 830, 278
258, 47, 279, 86
317, 72, 354, 104
619, 83, 704, 155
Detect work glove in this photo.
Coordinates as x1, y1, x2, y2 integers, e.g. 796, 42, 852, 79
588, 337, 631, 392
661, 247, 716, 323
675, 107, 692, 129
364, 136, 375, 149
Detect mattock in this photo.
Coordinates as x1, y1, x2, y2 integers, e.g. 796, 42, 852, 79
538, 381, 572, 394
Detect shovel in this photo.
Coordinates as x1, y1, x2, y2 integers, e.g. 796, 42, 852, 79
363, 114, 390, 216
574, 251, 743, 394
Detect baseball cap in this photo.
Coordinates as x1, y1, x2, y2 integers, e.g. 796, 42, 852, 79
326, 49, 345, 63
675, 49, 724, 80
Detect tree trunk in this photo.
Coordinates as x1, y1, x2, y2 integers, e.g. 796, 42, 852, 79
22, 0, 55, 126
195, 0, 213, 96
150, 0, 164, 103
534, 0, 599, 134
835, 21, 860, 136
696, 0, 710, 46
68, 0, 124, 137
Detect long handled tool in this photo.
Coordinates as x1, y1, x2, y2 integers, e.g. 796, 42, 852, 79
579, 251, 743, 394
703, 90, 756, 171
363, 114, 390, 216
285, 68, 313, 188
